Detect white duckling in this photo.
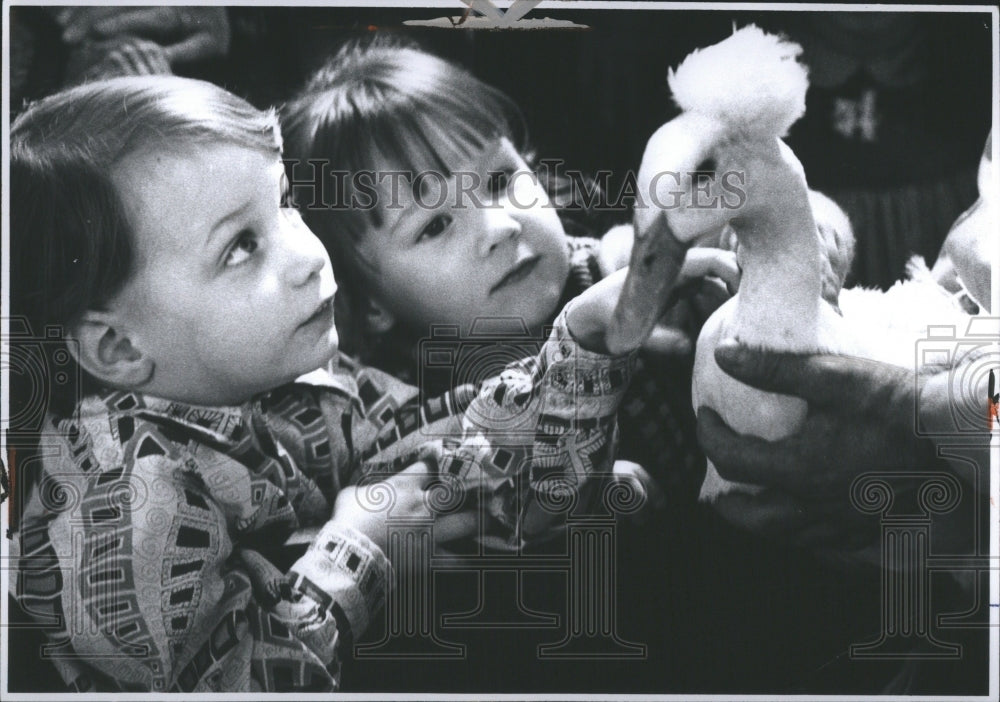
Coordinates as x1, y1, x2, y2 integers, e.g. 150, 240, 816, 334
607, 25, 980, 506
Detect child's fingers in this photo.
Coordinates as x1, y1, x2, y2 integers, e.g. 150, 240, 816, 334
414, 441, 445, 471
612, 460, 666, 511
88, 39, 171, 79
121, 40, 171, 75
642, 324, 693, 355
139, 41, 172, 74
596, 223, 635, 277
591, 264, 631, 297
567, 266, 633, 354
386, 462, 437, 491
678, 248, 740, 293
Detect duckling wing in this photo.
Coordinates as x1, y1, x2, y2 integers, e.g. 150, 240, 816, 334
838, 257, 972, 370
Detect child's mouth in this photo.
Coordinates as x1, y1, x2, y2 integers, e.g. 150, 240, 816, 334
301, 297, 334, 328
491, 255, 540, 294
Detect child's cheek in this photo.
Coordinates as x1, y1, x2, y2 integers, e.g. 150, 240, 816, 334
528, 258, 568, 323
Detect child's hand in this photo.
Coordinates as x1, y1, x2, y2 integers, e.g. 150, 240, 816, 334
643, 247, 739, 355
330, 463, 477, 554
70, 37, 173, 84
237, 547, 291, 608
677, 247, 740, 293
569, 247, 739, 356
565, 267, 633, 355
611, 460, 666, 523
596, 224, 636, 278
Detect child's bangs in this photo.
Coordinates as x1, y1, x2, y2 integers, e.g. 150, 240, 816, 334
341, 91, 522, 236
380, 114, 483, 181
288, 44, 529, 246
376, 86, 522, 179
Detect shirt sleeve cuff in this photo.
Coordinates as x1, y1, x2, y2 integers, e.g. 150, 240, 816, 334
543, 304, 637, 391
287, 522, 391, 646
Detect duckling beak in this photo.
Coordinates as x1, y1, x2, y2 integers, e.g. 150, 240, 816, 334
606, 213, 689, 355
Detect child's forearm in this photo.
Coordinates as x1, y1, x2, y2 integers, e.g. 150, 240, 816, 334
341, 302, 636, 549
286, 521, 392, 660
369, 303, 637, 548
511, 305, 637, 543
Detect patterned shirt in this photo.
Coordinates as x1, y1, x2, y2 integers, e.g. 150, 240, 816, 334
12, 306, 634, 692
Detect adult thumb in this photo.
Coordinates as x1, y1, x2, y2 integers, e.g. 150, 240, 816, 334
713, 340, 859, 406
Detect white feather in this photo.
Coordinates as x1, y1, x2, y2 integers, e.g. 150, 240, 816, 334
668, 24, 809, 139
838, 256, 973, 369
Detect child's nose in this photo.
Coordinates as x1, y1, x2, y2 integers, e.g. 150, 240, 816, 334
284, 218, 328, 288
478, 207, 521, 257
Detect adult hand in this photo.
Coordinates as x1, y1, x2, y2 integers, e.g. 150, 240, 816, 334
696, 341, 942, 556
70, 37, 173, 83
56, 7, 230, 66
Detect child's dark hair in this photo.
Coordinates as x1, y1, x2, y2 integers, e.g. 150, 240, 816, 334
10, 76, 282, 420
281, 36, 535, 360
281, 36, 611, 362
281, 35, 529, 236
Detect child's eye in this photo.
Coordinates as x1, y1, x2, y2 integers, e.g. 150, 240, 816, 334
225, 230, 259, 266
417, 214, 452, 242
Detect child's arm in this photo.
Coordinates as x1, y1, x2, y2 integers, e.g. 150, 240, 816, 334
338, 287, 637, 548
595, 224, 740, 355
513, 277, 641, 541
339, 249, 737, 546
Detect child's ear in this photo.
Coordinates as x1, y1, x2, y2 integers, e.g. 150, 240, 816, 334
68, 311, 154, 389
364, 298, 397, 335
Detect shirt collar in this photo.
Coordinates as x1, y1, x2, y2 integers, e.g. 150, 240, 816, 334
79, 357, 361, 445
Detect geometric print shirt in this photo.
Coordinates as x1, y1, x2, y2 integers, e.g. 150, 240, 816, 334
12, 304, 634, 692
